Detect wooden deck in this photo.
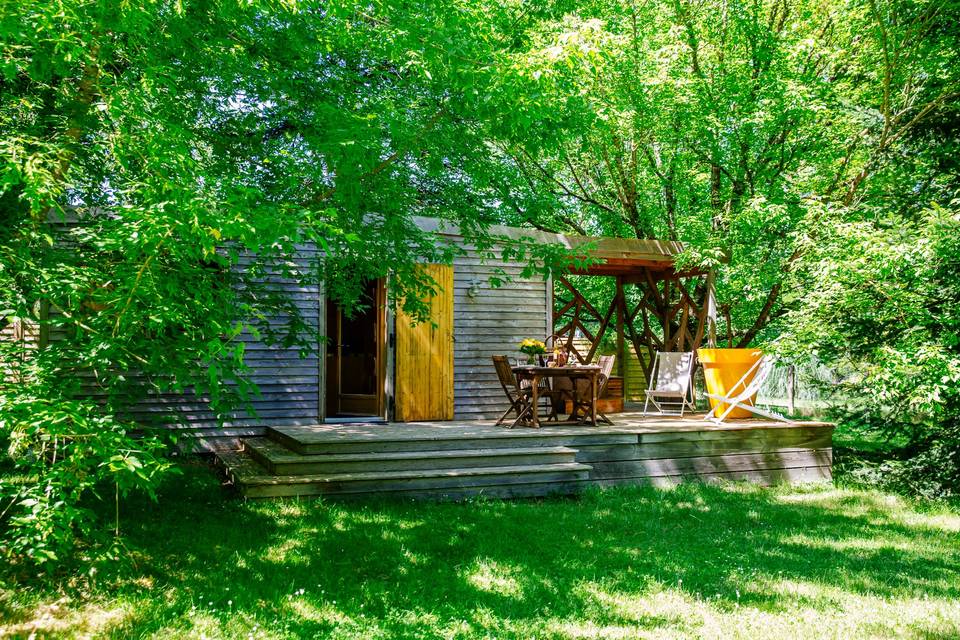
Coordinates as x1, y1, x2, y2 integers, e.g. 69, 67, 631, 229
217, 410, 834, 499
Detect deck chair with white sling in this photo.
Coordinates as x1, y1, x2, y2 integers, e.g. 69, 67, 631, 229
703, 355, 792, 424
643, 351, 696, 416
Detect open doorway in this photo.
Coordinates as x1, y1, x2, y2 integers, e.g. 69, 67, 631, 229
325, 278, 386, 419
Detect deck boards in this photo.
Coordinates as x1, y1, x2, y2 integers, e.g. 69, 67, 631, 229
271, 412, 830, 442
216, 412, 834, 499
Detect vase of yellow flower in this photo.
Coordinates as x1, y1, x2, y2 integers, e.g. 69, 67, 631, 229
519, 338, 546, 365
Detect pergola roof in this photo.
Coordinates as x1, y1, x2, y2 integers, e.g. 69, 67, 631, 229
415, 217, 717, 361
557, 234, 688, 276
414, 217, 700, 279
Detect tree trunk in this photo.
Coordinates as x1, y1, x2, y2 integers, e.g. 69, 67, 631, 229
710, 163, 723, 230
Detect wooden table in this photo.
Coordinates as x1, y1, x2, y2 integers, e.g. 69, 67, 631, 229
512, 365, 603, 428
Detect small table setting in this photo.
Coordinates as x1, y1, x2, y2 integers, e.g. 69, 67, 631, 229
507, 338, 613, 428
511, 362, 603, 427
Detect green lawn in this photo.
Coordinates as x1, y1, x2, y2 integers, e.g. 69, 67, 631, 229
2, 461, 959, 639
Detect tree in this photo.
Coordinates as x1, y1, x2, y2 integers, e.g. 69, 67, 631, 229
487, 0, 959, 347
483, 0, 960, 494
0, 0, 545, 567
783, 200, 960, 497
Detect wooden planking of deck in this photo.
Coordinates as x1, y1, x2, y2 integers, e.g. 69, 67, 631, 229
216, 411, 834, 499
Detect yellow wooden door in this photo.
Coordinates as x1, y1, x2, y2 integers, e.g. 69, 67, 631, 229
395, 264, 454, 422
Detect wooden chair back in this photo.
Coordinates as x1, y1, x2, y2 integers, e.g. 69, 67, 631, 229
569, 354, 617, 402
492, 355, 520, 397
597, 354, 616, 396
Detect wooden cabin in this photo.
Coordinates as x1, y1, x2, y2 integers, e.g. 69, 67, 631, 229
4, 215, 834, 498
3, 214, 703, 432
174, 217, 716, 440
49, 216, 701, 437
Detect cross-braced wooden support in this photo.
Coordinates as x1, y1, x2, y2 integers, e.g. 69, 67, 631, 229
552, 270, 713, 384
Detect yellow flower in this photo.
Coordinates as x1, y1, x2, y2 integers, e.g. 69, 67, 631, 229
518, 338, 546, 355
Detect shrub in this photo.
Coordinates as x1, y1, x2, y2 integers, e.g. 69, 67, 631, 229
786, 202, 960, 498
0, 391, 175, 568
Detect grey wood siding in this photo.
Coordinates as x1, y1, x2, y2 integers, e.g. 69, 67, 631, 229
451, 251, 550, 421
9, 212, 557, 432
130, 247, 321, 430
38, 228, 322, 431
0, 317, 41, 384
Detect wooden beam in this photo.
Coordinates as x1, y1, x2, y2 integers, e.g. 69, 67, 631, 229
615, 278, 625, 377
554, 298, 576, 318
675, 304, 689, 351
675, 279, 701, 316
568, 339, 585, 364
557, 276, 604, 322
640, 306, 663, 349
644, 269, 664, 308
706, 269, 717, 348
662, 279, 671, 347
585, 295, 618, 364
575, 319, 596, 345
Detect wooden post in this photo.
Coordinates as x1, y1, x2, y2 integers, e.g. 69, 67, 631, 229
705, 269, 717, 349
546, 273, 554, 351
787, 364, 796, 415
661, 280, 671, 348
615, 277, 625, 377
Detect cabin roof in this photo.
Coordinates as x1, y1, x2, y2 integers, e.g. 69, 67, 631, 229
413, 217, 698, 278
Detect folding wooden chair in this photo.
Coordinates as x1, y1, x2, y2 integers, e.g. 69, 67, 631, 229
492, 355, 531, 427
568, 354, 616, 425
703, 355, 792, 424
643, 351, 697, 416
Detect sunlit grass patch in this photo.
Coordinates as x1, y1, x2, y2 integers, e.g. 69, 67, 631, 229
0, 599, 133, 639
2, 464, 959, 639
464, 559, 525, 598
286, 597, 358, 627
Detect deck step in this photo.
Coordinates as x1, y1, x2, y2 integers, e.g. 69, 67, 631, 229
217, 451, 592, 499
244, 437, 579, 475
269, 427, 637, 455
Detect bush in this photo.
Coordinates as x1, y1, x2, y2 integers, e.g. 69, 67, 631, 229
0, 391, 175, 569
786, 202, 960, 498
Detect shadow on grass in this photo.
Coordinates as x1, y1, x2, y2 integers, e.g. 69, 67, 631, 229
9, 460, 960, 639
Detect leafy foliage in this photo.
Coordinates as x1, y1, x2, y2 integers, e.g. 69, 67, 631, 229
784, 201, 960, 497
0, 392, 174, 565
0, 0, 542, 567
490, 0, 959, 345
490, 0, 960, 495
1, 0, 958, 569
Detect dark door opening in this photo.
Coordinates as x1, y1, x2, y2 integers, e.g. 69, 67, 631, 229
325, 279, 386, 418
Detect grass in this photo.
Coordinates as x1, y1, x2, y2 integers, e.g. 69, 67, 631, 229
1, 459, 959, 640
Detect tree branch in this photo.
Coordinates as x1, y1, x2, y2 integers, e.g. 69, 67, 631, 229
303, 107, 446, 207
516, 146, 619, 215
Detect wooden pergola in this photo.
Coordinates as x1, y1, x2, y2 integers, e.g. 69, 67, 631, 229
551, 234, 718, 382
416, 216, 719, 384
